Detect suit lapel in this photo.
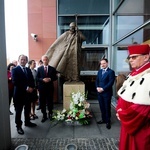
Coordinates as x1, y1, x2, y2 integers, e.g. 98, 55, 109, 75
42, 66, 45, 77
47, 66, 50, 76
18, 66, 25, 75
18, 66, 28, 79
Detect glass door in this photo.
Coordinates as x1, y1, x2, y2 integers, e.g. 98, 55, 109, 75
80, 47, 107, 100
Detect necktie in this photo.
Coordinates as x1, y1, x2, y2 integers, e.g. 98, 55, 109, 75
102, 69, 105, 76
23, 67, 27, 76
44, 67, 48, 77
23, 67, 27, 74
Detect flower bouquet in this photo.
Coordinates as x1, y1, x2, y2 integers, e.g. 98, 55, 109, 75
52, 91, 92, 125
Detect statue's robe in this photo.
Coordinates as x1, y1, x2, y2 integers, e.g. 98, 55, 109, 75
46, 30, 85, 81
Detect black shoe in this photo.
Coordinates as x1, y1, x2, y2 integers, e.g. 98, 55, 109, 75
36, 106, 41, 110
97, 120, 105, 124
33, 114, 38, 119
41, 117, 48, 123
25, 122, 37, 127
48, 113, 52, 120
17, 127, 24, 135
106, 123, 111, 129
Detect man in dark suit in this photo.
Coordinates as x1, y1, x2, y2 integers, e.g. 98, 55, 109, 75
12, 54, 37, 135
37, 55, 57, 123
95, 58, 115, 129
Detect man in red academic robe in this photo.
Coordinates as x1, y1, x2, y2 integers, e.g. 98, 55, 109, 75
116, 44, 150, 150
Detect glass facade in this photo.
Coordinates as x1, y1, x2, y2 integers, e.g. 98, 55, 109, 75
57, 0, 111, 99
58, 0, 109, 14
57, 0, 150, 100
57, 16, 110, 45
81, 47, 106, 71
57, 0, 110, 73
111, 0, 150, 103
113, 0, 150, 76
116, 16, 143, 41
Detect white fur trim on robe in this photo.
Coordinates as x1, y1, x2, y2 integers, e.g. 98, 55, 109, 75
118, 68, 150, 105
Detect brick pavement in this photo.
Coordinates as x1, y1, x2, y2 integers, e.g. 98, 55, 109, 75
11, 138, 119, 150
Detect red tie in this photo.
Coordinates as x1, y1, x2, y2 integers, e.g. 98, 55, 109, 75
44, 67, 48, 76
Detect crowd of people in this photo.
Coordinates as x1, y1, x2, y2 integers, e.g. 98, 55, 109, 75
8, 46, 150, 149
8, 55, 58, 135
6, 22, 150, 149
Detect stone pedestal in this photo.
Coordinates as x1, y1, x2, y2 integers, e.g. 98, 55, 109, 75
63, 81, 85, 110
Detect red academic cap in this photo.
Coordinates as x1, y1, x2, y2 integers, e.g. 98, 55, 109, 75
128, 44, 150, 55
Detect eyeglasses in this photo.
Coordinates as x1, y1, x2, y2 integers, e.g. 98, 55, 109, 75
127, 54, 145, 60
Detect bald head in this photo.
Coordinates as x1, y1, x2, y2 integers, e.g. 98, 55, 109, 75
69, 22, 76, 33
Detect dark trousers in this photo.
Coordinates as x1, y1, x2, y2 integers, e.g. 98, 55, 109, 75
14, 93, 31, 128
97, 93, 111, 123
9, 89, 14, 106
39, 88, 53, 118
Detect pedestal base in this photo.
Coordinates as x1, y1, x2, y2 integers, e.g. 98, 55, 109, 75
63, 81, 85, 110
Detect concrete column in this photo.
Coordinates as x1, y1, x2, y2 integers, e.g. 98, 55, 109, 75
0, 0, 11, 149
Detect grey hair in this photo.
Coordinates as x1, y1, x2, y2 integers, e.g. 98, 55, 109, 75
18, 54, 28, 62
41, 55, 49, 61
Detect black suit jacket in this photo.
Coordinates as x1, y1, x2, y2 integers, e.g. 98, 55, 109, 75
12, 65, 35, 103
37, 65, 57, 90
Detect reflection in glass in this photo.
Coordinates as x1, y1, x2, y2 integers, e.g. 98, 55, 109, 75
116, 16, 143, 40
81, 48, 105, 71
58, 16, 110, 45
116, 48, 130, 75
114, 0, 123, 10
117, 22, 150, 45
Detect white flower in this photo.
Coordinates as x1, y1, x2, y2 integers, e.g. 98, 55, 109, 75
72, 95, 78, 104
79, 109, 85, 114
61, 108, 66, 114
68, 111, 73, 115
79, 96, 84, 102
53, 91, 92, 125
72, 113, 76, 118
77, 92, 81, 98
75, 116, 78, 120
78, 102, 82, 107
70, 102, 74, 110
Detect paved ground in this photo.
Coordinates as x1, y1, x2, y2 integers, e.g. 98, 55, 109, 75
11, 138, 119, 150
10, 101, 120, 150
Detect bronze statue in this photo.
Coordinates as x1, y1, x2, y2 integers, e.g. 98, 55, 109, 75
45, 22, 86, 82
